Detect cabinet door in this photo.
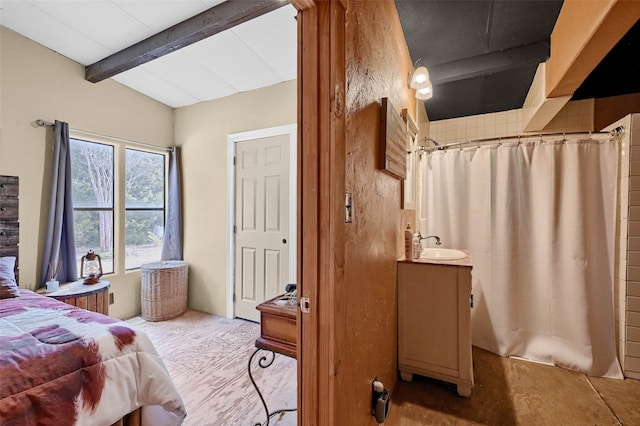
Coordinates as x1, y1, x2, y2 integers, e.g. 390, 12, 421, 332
398, 263, 459, 373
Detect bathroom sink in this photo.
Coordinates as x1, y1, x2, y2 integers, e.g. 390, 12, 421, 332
421, 248, 467, 260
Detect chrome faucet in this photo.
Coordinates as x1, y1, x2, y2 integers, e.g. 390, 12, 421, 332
418, 233, 442, 246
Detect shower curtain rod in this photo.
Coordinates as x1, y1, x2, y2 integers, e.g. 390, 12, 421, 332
416, 126, 625, 154
34, 119, 174, 152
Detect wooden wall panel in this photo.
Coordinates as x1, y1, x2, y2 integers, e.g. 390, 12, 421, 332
0, 176, 19, 284
297, 1, 416, 423
296, 2, 345, 425
337, 0, 416, 423
379, 97, 407, 179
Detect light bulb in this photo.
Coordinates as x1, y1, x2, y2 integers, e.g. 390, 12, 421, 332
415, 80, 433, 100
410, 66, 430, 89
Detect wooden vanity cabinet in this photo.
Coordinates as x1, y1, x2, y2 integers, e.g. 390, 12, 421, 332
397, 260, 474, 396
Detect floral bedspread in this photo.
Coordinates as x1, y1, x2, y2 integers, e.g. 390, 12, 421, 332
0, 290, 186, 426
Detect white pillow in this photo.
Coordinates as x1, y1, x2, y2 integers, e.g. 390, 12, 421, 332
0, 256, 20, 298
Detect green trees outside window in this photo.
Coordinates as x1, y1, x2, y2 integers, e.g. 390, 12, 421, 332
125, 148, 165, 269
70, 139, 166, 275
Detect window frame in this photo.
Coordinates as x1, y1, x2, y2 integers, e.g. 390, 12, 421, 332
69, 134, 168, 278
69, 138, 115, 276
124, 147, 167, 271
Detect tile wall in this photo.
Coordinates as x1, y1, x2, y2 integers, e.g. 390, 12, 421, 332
429, 99, 595, 145
610, 114, 631, 375
619, 114, 640, 379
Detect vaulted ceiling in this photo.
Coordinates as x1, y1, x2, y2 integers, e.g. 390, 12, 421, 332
0, 0, 297, 108
1, 0, 638, 121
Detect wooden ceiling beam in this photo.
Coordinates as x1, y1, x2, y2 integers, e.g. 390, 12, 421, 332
85, 0, 289, 83
546, 0, 640, 97
522, 0, 640, 131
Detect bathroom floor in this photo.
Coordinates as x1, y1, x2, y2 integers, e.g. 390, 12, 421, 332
386, 347, 640, 425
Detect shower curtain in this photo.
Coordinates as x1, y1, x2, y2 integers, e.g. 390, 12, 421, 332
421, 139, 623, 378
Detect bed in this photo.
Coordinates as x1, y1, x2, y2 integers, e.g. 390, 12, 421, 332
1, 175, 186, 425
0, 289, 187, 425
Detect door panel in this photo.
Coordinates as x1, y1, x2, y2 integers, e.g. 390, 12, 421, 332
234, 134, 290, 321
265, 176, 281, 231
242, 178, 257, 230
241, 247, 257, 300
265, 249, 281, 297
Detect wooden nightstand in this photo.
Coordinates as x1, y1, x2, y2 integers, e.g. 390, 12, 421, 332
255, 294, 297, 358
249, 294, 298, 424
37, 280, 110, 315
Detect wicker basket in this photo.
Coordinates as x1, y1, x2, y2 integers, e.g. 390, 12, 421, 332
141, 261, 188, 321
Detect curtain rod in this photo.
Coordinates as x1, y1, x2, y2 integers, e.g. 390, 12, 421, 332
417, 126, 626, 154
34, 119, 174, 152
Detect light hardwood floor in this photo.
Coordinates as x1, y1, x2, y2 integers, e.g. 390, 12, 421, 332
133, 310, 640, 426
131, 310, 297, 426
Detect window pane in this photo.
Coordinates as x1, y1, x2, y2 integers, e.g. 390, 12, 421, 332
70, 139, 114, 208
73, 210, 114, 275
126, 149, 165, 208
125, 210, 164, 270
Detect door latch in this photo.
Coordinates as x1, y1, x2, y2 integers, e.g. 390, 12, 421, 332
345, 192, 353, 223
300, 296, 310, 314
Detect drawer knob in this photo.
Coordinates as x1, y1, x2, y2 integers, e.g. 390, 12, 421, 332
0, 231, 6, 236
0, 184, 4, 188
0, 207, 6, 211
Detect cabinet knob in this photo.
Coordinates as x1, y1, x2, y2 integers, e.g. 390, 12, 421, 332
0, 231, 6, 236
0, 207, 6, 211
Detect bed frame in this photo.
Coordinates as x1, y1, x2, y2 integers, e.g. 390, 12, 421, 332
1, 174, 145, 426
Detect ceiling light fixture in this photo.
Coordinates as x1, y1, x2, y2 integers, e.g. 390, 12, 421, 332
410, 66, 430, 89
409, 59, 433, 100
415, 80, 433, 100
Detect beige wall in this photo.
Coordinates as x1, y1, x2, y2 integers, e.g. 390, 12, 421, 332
0, 26, 173, 319
0, 25, 295, 320
174, 80, 296, 316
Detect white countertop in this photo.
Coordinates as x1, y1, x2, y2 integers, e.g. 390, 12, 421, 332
398, 249, 473, 267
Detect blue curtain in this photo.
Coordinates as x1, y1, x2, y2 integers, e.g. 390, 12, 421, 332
161, 147, 183, 260
40, 120, 77, 286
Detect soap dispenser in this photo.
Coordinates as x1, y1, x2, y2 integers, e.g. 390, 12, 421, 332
404, 224, 413, 260
412, 233, 421, 259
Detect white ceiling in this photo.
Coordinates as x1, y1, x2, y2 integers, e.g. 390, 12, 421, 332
0, 0, 297, 108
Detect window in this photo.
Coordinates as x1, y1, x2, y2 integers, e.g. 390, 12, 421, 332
70, 139, 114, 274
70, 139, 166, 275
125, 149, 165, 269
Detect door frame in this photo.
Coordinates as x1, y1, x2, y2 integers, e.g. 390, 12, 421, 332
226, 124, 298, 319
291, 1, 346, 424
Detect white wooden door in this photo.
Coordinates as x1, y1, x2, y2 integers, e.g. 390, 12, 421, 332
234, 134, 290, 321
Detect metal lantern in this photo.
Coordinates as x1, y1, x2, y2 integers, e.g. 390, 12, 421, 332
81, 250, 103, 284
